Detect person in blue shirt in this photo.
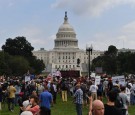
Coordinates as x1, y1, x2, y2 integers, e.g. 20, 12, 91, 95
74, 84, 83, 115
39, 85, 53, 115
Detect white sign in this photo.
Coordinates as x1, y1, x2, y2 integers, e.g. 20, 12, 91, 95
112, 75, 125, 86
95, 76, 101, 85
25, 76, 30, 82
91, 73, 96, 78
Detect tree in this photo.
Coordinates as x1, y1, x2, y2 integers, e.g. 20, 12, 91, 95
92, 45, 118, 75
0, 52, 12, 75
28, 56, 45, 74
2, 36, 34, 57
105, 45, 118, 57
8, 56, 30, 76
1, 36, 45, 75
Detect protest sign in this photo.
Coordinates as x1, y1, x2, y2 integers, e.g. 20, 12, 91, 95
95, 76, 101, 85
91, 73, 96, 78
25, 75, 30, 82
112, 75, 125, 86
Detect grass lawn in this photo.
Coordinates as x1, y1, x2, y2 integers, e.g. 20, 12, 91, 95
0, 94, 135, 115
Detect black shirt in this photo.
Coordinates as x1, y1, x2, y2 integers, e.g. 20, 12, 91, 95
104, 104, 123, 115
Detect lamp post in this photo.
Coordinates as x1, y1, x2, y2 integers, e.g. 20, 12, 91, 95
86, 44, 93, 80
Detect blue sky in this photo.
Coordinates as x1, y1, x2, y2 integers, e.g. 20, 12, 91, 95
0, 0, 135, 51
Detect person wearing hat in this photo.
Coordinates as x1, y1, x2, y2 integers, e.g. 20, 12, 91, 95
74, 84, 83, 115
20, 111, 33, 115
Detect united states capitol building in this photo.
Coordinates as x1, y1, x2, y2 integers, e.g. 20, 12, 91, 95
33, 12, 103, 74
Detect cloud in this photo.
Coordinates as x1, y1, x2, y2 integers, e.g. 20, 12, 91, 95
15, 26, 56, 50
122, 21, 135, 34
84, 20, 135, 50
0, 0, 16, 8
52, 0, 135, 17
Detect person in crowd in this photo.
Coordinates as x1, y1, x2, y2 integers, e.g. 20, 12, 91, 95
104, 90, 123, 115
89, 82, 98, 101
0, 83, 2, 110
88, 92, 93, 115
119, 86, 129, 115
74, 84, 83, 115
130, 82, 135, 105
61, 79, 68, 102
14, 81, 21, 106
20, 111, 33, 115
50, 82, 55, 104
21, 95, 40, 115
103, 79, 108, 97
18, 93, 29, 114
107, 79, 113, 93
39, 85, 53, 115
36, 83, 44, 96
52, 82, 57, 104
125, 84, 131, 105
111, 84, 121, 94
7, 82, 16, 112
115, 80, 120, 88
91, 100, 104, 115
47, 81, 51, 92
81, 82, 88, 107
97, 82, 103, 101
32, 90, 38, 97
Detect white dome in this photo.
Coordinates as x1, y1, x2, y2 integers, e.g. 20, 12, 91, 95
58, 23, 75, 32
54, 12, 78, 49
57, 12, 75, 33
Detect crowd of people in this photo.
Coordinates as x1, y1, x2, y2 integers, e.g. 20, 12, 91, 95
0, 75, 135, 115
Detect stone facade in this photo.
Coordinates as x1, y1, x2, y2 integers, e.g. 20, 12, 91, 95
33, 12, 103, 74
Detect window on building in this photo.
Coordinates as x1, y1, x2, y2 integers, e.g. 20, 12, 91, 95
55, 65, 57, 69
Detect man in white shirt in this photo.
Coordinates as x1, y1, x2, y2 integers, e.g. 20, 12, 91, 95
89, 83, 98, 101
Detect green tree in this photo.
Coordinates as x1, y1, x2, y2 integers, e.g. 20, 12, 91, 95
92, 45, 117, 75
2, 36, 34, 57
0, 52, 12, 75
8, 56, 30, 76
105, 45, 118, 57
1, 36, 45, 75
28, 56, 45, 74
117, 52, 135, 74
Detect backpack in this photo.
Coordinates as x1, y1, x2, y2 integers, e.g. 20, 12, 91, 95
115, 95, 123, 108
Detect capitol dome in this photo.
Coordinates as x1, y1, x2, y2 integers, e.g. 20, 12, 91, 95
54, 12, 78, 49
58, 13, 75, 33
57, 12, 76, 35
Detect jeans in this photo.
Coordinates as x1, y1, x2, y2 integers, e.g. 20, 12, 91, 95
76, 104, 82, 115
130, 94, 135, 105
8, 98, 15, 111
121, 109, 126, 115
40, 106, 51, 115
15, 94, 20, 106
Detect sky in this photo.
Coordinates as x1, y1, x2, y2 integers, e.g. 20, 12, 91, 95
0, 0, 135, 51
